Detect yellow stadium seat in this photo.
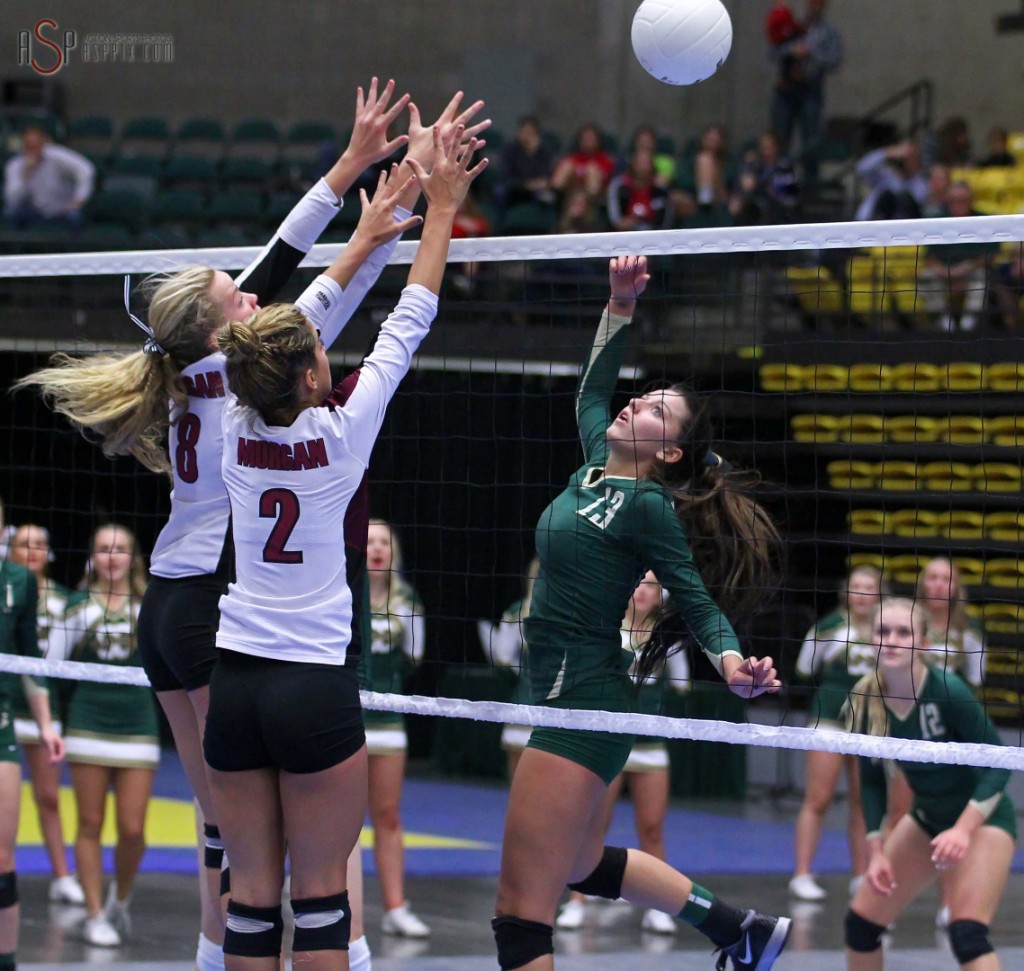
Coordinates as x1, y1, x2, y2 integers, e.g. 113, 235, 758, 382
985, 415, 1024, 447
984, 362, 1024, 391
759, 363, 808, 392
848, 509, 887, 536
977, 687, 1024, 718
919, 461, 974, 492
984, 648, 1020, 677
876, 460, 919, 491
985, 512, 1024, 542
939, 416, 986, 445
985, 559, 1024, 589
887, 509, 938, 538
838, 413, 886, 444
848, 553, 885, 572
952, 557, 985, 587
887, 553, 929, 585
791, 414, 840, 443
886, 415, 940, 443
1007, 131, 1024, 162
891, 362, 941, 392
983, 602, 1024, 633
931, 510, 984, 541
827, 460, 875, 490
848, 363, 893, 392
808, 364, 849, 392
943, 362, 984, 392
973, 463, 1023, 492
785, 266, 846, 316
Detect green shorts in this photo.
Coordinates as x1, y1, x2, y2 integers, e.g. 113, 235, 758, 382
910, 793, 1017, 841
0, 707, 18, 763
527, 726, 635, 785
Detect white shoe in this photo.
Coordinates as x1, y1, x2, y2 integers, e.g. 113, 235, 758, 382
641, 908, 677, 934
103, 883, 132, 938
848, 875, 864, 897
555, 898, 586, 930
788, 874, 827, 901
49, 874, 86, 905
82, 913, 121, 947
381, 902, 431, 938
936, 905, 950, 929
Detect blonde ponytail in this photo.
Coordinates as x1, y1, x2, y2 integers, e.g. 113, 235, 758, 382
14, 265, 219, 475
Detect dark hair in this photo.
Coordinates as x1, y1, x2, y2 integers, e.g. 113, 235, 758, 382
636, 386, 780, 680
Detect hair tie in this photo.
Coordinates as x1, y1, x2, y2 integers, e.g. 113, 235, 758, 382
703, 449, 732, 472
123, 275, 166, 356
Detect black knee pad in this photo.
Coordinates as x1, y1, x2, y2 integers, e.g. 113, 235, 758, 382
0, 871, 17, 909
203, 823, 224, 870
949, 919, 993, 965
223, 901, 283, 958
844, 909, 886, 953
292, 892, 351, 952
567, 845, 628, 900
492, 915, 554, 970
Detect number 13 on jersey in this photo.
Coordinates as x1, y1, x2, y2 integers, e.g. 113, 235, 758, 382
577, 487, 625, 530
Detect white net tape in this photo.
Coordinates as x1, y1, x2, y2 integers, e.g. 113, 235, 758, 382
3, 652, 1021, 771
0, 214, 1021, 276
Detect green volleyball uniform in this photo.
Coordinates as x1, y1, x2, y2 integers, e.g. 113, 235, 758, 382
53, 594, 160, 769
796, 611, 876, 730
360, 581, 424, 750
524, 309, 743, 783
924, 619, 985, 689
853, 667, 1015, 840
0, 559, 39, 762
13, 582, 79, 740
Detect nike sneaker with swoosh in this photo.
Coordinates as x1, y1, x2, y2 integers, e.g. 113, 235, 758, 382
714, 909, 791, 971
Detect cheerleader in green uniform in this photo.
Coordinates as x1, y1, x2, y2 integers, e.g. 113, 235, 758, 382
916, 558, 985, 689
789, 565, 883, 902
50, 524, 159, 948
7, 524, 85, 905
493, 255, 789, 971
361, 519, 431, 938
845, 597, 1014, 971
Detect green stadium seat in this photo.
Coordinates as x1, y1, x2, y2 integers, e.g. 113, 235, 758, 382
85, 189, 149, 234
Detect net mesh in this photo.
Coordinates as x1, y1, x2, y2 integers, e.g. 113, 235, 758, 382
2, 213, 1023, 772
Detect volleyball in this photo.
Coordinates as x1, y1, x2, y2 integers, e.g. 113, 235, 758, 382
631, 0, 733, 86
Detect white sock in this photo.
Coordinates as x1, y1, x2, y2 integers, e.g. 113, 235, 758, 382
196, 932, 225, 971
349, 934, 372, 971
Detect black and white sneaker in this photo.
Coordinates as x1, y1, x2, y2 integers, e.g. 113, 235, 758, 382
714, 909, 791, 971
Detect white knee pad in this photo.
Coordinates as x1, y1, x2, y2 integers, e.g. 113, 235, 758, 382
349, 934, 372, 971
196, 932, 225, 971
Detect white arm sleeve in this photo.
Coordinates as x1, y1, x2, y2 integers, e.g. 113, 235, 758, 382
795, 625, 821, 679
406, 609, 426, 665
277, 178, 343, 252
664, 641, 691, 693
45, 604, 85, 662
339, 284, 438, 467
491, 619, 525, 668
963, 628, 986, 687
293, 274, 347, 334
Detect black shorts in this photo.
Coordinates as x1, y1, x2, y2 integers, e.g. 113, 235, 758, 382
203, 649, 364, 774
137, 573, 226, 692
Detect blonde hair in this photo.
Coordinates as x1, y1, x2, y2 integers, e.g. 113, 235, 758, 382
218, 303, 316, 424
14, 266, 219, 474
846, 597, 925, 738
368, 518, 416, 605
83, 523, 149, 599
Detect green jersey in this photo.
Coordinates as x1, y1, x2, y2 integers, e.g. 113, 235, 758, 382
523, 310, 742, 711
359, 581, 424, 728
12, 581, 80, 719
797, 610, 876, 726
854, 666, 1012, 836
0, 558, 40, 712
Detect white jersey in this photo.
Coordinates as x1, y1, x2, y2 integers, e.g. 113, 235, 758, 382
216, 284, 437, 665
149, 180, 406, 578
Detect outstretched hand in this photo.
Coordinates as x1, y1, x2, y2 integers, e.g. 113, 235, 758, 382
342, 77, 411, 169
725, 655, 782, 700
405, 126, 488, 213
406, 91, 491, 169
609, 255, 650, 303
354, 164, 423, 248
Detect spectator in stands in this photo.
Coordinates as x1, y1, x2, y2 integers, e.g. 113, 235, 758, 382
854, 139, 929, 221
918, 181, 1000, 330
2, 125, 95, 230
976, 127, 1017, 168
729, 130, 798, 224
916, 558, 985, 689
933, 116, 973, 168
497, 115, 557, 213
551, 123, 620, 205
450, 184, 492, 293
633, 124, 696, 224
920, 163, 951, 218
606, 146, 672, 232
991, 244, 1024, 329
767, 0, 843, 183
558, 186, 605, 234
693, 124, 731, 213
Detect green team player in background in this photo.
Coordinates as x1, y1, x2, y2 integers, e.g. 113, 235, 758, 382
0, 497, 63, 971
492, 255, 791, 971
844, 597, 1015, 971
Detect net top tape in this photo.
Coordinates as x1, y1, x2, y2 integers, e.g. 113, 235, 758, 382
3, 652, 1021, 771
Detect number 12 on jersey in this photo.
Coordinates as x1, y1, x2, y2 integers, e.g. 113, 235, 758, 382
577, 487, 625, 530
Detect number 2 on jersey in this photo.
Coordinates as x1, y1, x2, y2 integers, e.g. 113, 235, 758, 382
260, 488, 303, 564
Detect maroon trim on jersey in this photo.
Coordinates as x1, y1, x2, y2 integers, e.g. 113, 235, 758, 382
325, 368, 370, 556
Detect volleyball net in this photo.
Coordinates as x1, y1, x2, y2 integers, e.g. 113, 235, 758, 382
2, 212, 1023, 774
